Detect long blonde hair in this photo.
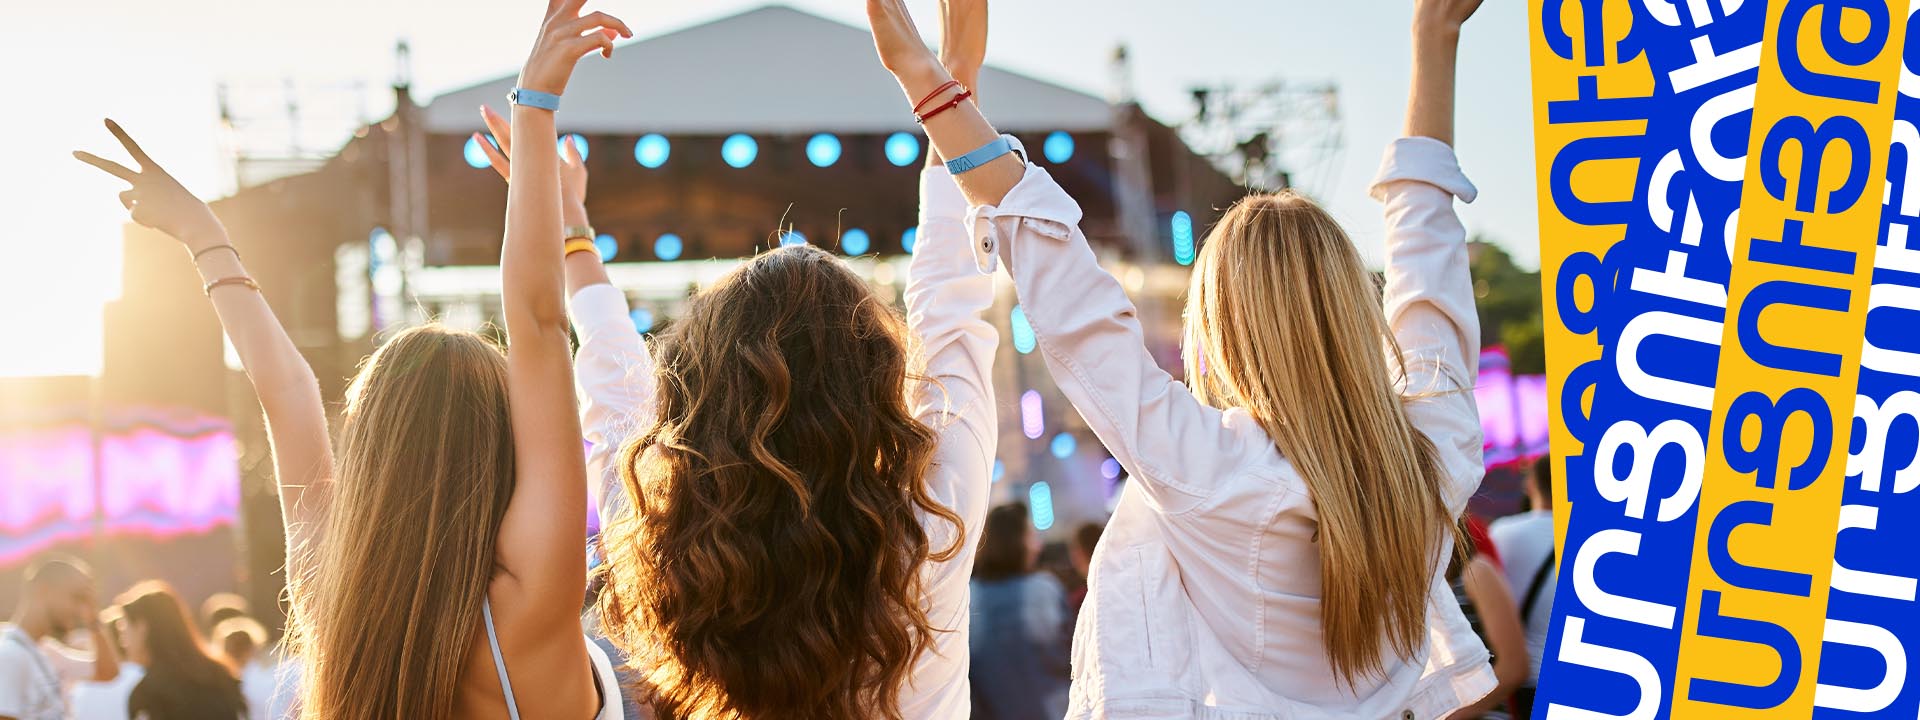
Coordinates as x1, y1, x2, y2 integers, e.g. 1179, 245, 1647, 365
286, 325, 517, 719
1182, 191, 1454, 687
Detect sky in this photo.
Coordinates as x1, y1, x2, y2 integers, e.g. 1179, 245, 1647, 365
0, 0, 1537, 378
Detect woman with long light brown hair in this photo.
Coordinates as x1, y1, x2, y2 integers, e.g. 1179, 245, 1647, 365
74, 2, 634, 718
578, 3, 1000, 717
864, 0, 1495, 716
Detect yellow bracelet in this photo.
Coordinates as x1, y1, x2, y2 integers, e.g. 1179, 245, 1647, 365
564, 238, 599, 257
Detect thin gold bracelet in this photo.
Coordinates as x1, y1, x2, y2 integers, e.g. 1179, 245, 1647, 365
203, 276, 260, 296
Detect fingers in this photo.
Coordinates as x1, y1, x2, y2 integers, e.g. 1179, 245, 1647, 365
568, 28, 617, 59
73, 151, 140, 183
550, 0, 588, 20
562, 11, 632, 40
104, 119, 156, 170
480, 105, 513, 155
474, 132, 511, 181
118, 190, 137, 210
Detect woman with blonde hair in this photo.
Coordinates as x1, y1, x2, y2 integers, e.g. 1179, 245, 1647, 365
863, 0, 1494, 716
75, 2, 633, 718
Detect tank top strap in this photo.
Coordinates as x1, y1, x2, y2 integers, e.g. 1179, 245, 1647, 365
482, 599, 523, 720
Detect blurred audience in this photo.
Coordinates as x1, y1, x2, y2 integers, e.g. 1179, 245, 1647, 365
968, 503, 1070, 720
1490, 454, 1556, 719
196, 596, 248, 640
1, 555, 120, 720
69, 605, 145, 720
1067, 521, 1104, 617
116, 582, 246, 720
211, 616, 278, 720
1444, 515, 1528, 720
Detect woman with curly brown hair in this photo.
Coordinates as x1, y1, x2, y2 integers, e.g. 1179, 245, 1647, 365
581, 4, 998, 718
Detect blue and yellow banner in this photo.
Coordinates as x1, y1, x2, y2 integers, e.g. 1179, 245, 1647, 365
1531, 0, 1920, 717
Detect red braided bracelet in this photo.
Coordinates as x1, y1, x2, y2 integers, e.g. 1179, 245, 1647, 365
912, 80, 962, 114
915, 90, 975, 124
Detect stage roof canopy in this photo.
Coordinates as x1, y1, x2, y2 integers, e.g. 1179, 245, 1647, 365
423, 5, 1115, 135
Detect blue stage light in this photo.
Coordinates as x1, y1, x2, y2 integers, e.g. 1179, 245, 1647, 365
634, 134, 670, 168
806, 133, 842, 167
463, 136, 493, 169
1011, 306, 1037, 354
840, 228, 871, 255
780, 230, 807, 247
992, 459, 1005, 484
902, 226, 918, 254
885, 132, 921, 167
1101, 457, 1122, 480
1030, 482, 1055, 531
722, 134, 758, 168
1043, 131, 1075, 163
1050, 432, 1077, 459
593, 234, 618, 261
654, 233, 684, 261
630, 308, 654, 333
1172, 210, 1196, 266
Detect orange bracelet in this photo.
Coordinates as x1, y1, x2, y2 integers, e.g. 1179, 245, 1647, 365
564, 238, 599, 257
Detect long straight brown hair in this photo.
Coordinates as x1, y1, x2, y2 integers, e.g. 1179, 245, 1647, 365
1183, 192, 1456, 687
596, 245, 963, 720
285, 325, 517, 720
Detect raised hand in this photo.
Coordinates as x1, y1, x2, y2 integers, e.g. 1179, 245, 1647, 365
1414, 0, 1485, 35
473, 105, 589, 209
74, 119, 225, 251
519, 0, 633, 95
938, 0, 988, 90
867, 0, 946, 93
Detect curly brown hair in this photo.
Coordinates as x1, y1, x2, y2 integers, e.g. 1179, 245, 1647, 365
596, 245, 964, 720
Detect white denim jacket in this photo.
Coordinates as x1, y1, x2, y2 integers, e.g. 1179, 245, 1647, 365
566, 165, 996, 720
961, 137, 1496, 720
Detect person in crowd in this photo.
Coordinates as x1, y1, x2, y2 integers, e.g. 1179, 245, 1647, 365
115, 582, 245, 720
1444, 516, 1527, 720
1489, 454, 1556, 718
968, 504, 1070, 720
196, 597, 247, 639
1, 556, 120, 720
73, 2, 634, 718
1066, 521, 1103, 617
480, 2, 996, 716
861, 0, 1494, 714
70, 606, 145, 720
208, 617, 274, 720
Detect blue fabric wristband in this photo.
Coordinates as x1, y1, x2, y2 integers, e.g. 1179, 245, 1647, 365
508, 87, 561, 112
946, 135, 1014, 175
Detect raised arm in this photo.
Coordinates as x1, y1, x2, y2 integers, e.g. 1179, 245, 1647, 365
865, 0, 1255, 514
491, 0, 631, 624
474, 104, 655, 530
1377, 0, 1487, 516
75, 120, 332, 588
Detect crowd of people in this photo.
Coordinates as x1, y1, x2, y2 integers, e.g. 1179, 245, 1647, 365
1, 561, 301, 720
0, 0, 1540, 717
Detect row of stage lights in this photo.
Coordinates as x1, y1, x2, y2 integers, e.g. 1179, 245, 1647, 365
464, 130, 1081, 171
461, 131, 1197, 270
568, 203, 1193, 264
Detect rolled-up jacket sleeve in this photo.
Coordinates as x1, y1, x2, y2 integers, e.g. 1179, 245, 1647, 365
569, 283, 657, 530
1370, 136, 1484, 516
